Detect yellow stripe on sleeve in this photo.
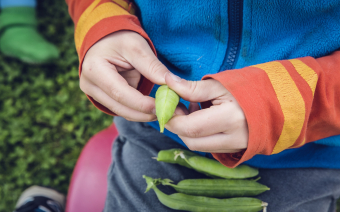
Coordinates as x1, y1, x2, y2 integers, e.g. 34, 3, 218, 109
112, 0, 136, 14
75, 0, 101, 51
112, 0, 128, 10
288, 59, 318, 147
75, 1, 129, 51
252, 62, 306, 154
289, 59, 318, 95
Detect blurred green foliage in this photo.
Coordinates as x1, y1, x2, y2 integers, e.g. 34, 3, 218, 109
0, 1, 112, 211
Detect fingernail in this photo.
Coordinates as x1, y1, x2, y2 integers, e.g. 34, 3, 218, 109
169, 72, 182, 82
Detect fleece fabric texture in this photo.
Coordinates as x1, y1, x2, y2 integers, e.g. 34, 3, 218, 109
136, 0, 340, 168
65, 0, 340, 169
0, 0, 36, 8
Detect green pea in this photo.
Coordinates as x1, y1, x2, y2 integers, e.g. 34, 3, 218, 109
143, 175, 268, 212
155, 85, 180, 133
160, 178, 270, 198
156, 149, 259, 179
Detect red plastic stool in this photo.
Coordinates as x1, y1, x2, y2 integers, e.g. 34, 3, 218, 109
65, 124, 118, 212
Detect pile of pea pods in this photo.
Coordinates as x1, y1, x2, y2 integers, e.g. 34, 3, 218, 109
144, 148, 269, 212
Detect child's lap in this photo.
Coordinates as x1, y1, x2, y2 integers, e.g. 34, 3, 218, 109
104, 117, 340, 212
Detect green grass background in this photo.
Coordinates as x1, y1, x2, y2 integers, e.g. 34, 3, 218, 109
0, 1, 339, 211
0, 1, 112, 211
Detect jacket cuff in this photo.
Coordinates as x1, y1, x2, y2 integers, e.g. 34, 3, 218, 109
78, 15, 156, 115
202, 66, 284, 167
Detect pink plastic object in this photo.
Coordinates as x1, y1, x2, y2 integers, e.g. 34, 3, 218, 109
66, 124, 118, 212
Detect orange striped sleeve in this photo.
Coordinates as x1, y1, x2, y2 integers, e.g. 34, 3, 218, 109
203, 51, 340, 168
65, 0, 155, 115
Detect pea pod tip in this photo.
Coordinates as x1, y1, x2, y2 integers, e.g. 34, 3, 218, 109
159, 120, 165, 133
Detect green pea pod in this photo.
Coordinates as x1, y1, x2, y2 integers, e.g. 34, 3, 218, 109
156, 149, 259, 179
155, 85, 180, 133
161, 178, 270, 198
155, 149, 220, 178
143, 175, 268, 212
182, 153, 259, 179
155, 148, 199, 169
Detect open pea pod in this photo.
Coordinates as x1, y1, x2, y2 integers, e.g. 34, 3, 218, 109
155, 148, 198, 169
155, 149, 219, 178
155, 85, 180, 133
143, 175, 268, 212
156, 149, 259, 179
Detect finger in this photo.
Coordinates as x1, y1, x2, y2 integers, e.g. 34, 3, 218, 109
107, 58, 135, 71
189, 102, 200, 114
174, 102, 189, 116
126, 42, 170, 85
84, 83, 157, 122
116, 66, 134, 72
83, 60, 156, 114
165, 72, 228, 102
119, 69, 141, 88
179, 133, 247, 153
166, 104, 246, 138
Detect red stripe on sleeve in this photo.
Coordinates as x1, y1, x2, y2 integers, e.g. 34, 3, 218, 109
203, 51, 340, 168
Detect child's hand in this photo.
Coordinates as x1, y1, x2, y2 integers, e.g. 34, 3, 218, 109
80, 31, 170, 122
164, 73, 248, 153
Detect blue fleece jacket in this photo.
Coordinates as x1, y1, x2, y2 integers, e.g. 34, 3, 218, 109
132, 0, 340, 169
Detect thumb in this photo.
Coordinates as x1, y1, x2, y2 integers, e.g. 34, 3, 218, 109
165, 72, 227, 102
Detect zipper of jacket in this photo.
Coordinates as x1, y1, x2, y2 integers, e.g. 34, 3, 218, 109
219, 0, 244, 71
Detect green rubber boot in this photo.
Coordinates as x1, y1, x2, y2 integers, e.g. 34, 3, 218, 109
0, 7, 59, 64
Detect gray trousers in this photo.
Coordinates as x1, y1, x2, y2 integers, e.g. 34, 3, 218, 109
104, 117, 340, 212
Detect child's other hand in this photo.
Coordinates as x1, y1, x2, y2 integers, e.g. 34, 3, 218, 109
80, 31, 170, 122
165, 73, 248, 153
